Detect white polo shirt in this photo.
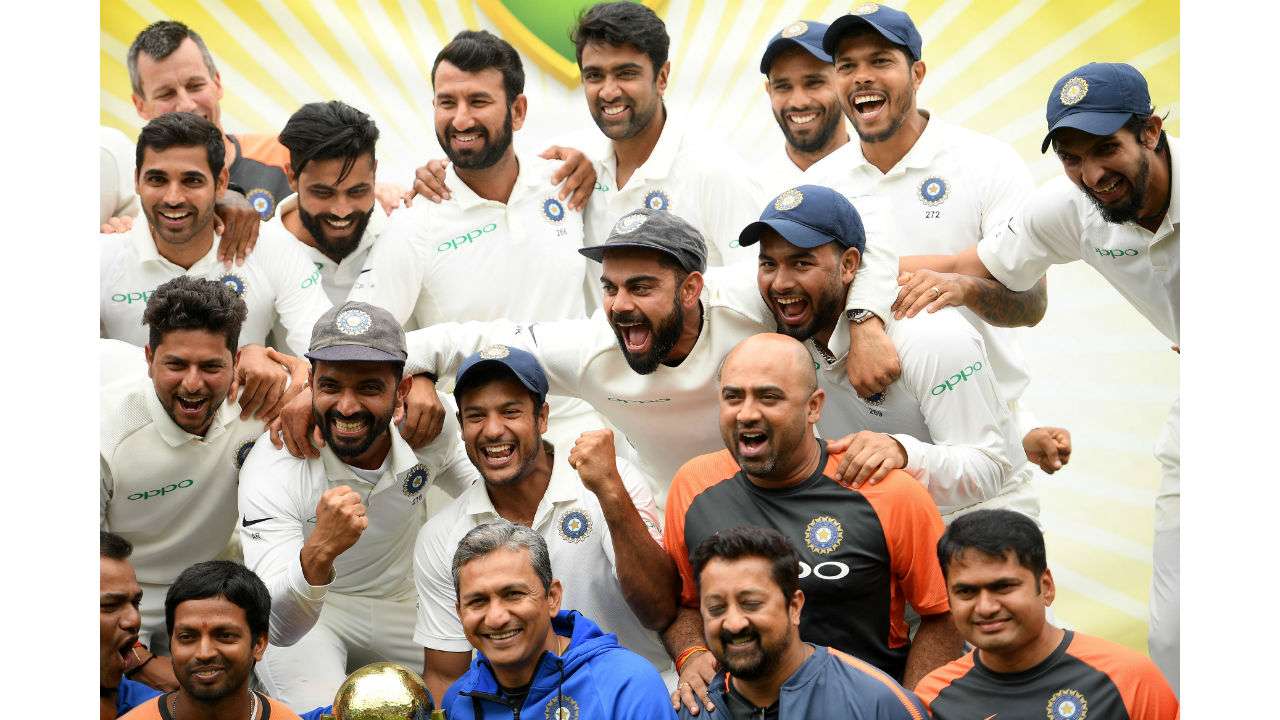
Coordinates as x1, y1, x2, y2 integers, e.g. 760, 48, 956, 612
979, 138, 1180, 345
263, 193, 389, 305
810, 308, 1032, 519
758, 138, 857, 198
412, 445, 669, 671
812, 116, 1037, 419
584, 117, 766, 267
101, 126, 138, 225
100, 216, 333, 355
100, 375, 265, 588
238, 410, 478, 646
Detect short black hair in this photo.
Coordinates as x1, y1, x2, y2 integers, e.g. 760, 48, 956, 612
278, 100, 380, 182
100, 531, 133, 561
691, 526, 801, 602
937, 509, 1048, 582
165, 560, 271, 643
136, 111, 226, 181
1122, 112, 1168, 153
572, 2, 670, 75
127, 20, 219, 97
432, 30, 525, 104
143, 276, 248, 355
454, 362, 544, 412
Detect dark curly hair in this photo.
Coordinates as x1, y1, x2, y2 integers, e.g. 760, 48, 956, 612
142, 276, 247, 354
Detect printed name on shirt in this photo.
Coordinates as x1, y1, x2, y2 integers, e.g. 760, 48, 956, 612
111, 289, 157, 305
605, 396, 672, 405
930, 361, 984, 396
127, 478, 194, 501
436, 222, 498, 253
1094, 247, 1140, 259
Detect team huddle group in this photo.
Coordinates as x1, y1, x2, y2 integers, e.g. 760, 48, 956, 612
98, 2, 1181, 718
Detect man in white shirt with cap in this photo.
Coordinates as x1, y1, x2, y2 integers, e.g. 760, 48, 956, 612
238, 301, 479, 712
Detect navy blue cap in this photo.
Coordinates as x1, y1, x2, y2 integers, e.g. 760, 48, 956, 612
738, 185, 866, 255
1042, 62, 1152, 153
760, 20, 831, 74
454, 345, 549, 403
823, 3, 922, 61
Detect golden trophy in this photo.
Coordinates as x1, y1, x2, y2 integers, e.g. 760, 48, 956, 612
320, 661, 442, 719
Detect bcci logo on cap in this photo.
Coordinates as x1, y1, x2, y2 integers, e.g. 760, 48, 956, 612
1047, 689, 1087, 719
774, 188, 804, 212
804, 516, 844, 555
643, 189, 670, 211
1060, 77, 1089, 106
542, 197, 566, 223
218, 273, 247, 297
854, 2, 880, 14
919, 177, 949, 206
234, 439, 256, 469
544, 695, 579, 720
247, 188, 275, 220
780, 21, 808, 38
479, 344, 510, 360
402, 464, 429, 498
614, 212, 648, 234
335, 308, 372, 335
558, 509, 592, 543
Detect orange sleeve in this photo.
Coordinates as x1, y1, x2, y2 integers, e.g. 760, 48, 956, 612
236, 133, 290, 170
856, 467, 950, 616
119, 698, 164, 719
912, 653, 975, 711
267, 697, 303, 718
663, 450, 740, 608
1067, 634, 1179, 720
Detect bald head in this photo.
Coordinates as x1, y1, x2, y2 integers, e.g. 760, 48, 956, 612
720, 333, 817, 396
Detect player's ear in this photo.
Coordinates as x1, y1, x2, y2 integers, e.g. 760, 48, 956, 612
1040, 568, 1056, 606
144, 344, 155, 378
285, 162, 297, 192
807, 387, 825, 424
251, 631, 268, 661
536, 399, 549, 435
547, 579, 563, 615
839, 247, 861, 284
217, 165, 230, 196
910, 59, 926, 89
511, 94, 528, 132
655, 61, 671, 97
680, 271, 704, 308
789, 589, 805, 624
396, 373, 414, 405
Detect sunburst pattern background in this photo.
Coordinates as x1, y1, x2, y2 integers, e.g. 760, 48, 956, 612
101, 0, 1179, 655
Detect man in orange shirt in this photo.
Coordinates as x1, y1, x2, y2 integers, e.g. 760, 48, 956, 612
663, 333, 961, 715
915, 509, 1178, 719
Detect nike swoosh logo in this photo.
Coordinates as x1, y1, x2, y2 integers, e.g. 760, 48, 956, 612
241, 516, 273, 527
358, 268, 371, 274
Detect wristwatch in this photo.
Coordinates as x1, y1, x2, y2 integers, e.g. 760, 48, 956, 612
846, 309, 877, 324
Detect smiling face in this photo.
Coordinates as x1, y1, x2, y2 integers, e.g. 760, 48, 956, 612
169, 596, 266, 702
433, 62, 525, 170
137, 144, 226, 250
292, 153, 377, 263
132, 38, 224, 128
766, 48, 846, 155
1053, 121, 1163, 224
100, 557, 143, 689
580, 42, 668, 141
600, 248, 694, 374
146, 328, 235, 436
946, 548, 1055, 661
457, 375, 549, 486
700, 555, 802, 680
311, 361, 409, 468
832, 30, 923, 144
456, 546, 562, 687
756, 231, 858, 344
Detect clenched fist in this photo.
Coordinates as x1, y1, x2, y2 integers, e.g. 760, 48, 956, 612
300, 486, 368, 585
1023, 426, 1072, 474
568, 429, 623, 498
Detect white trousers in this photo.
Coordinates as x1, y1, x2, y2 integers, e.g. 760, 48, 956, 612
255, 592, 421, 712
1149, 397, 1179, 696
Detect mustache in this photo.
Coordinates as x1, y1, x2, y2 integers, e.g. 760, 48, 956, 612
718, 627, 760, 646
611, 311, 650, 326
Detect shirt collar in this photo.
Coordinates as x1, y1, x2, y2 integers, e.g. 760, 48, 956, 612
319, 425, 421, 495
840, 111, 940, 175
128, 214, 221, 271
463, 442, 577, 526
444, 155, 546, 211
608, 113, 683, 187
274, 192, 387, 269
143, 381, 238, 447
1162, 136, 1180, 231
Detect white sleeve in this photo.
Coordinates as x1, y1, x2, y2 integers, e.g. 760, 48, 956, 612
978, 142, 1034, 241
237, 436, 329, 646
412, 517, 471, 651
977, 179, 1083, 292
845, 193, 900, 321
261, 233, 333, 355
699, 157, 767, 267
892, 320, 1013, 510
348, 208, 430, 326
404, 317, 594, 399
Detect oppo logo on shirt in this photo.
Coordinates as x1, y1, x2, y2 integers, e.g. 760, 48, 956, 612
931, 361, 984, 396
127, 478, 194, 501
300, 267, 322, 289
111, 289, 156, 304
436, 223, 499, 253
1095, 247, 1140, 259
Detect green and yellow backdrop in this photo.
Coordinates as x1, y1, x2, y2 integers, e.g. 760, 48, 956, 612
101, 0, 1180, 655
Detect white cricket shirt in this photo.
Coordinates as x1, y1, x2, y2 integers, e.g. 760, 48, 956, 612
584, 116, 767, 267
100, 374, 265, 588
412, 445, 670, 671
101, 126, 138, 225
979, 138, 1180, 345
100, 216, 333, 355
263, 193, 389, 305
238, 411, 479, 647
810, 308, 1034, 519
812, 116, 1037, 415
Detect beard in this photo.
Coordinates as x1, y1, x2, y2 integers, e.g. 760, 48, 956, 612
177, 659, 254, 703
775, 104, 843, 154
851, 83, 916, 145
611, 299, 684, 375
438, 108, 514, 170
297, 202, 374, 263
770, 275, 847, 343
1085, 152, 1152, 224
591, 90, 662, 141
316, 405, 394, 460
716, 627, 786, 680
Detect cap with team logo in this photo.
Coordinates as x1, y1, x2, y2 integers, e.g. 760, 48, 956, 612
1041, 62, 1152, 153
823, 3, 923, 61
305, 301, 407, 363
760, 20, 831, 74
454, 344, 549, 404
738, 185, 866, 254
578, 207, 708, 274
